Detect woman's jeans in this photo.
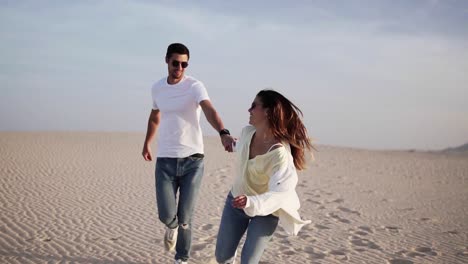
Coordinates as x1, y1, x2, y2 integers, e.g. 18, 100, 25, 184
215, 192, 279, 264
155, 156, 204, 261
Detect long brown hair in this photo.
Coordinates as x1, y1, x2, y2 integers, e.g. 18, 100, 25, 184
257, 89, 313, 170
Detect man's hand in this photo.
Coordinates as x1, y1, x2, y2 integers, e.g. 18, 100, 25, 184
232, 195, 247, 209
142, 144, 153, 161
221, 134, 236, 152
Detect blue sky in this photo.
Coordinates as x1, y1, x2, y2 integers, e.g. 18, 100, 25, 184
1, 0, 467, 150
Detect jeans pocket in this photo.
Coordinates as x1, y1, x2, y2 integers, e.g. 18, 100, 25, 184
188, 156, 203, 162
188, 153, 204, 160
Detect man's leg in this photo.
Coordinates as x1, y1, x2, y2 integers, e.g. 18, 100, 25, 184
215, 192, 250, 264
174, 156, 205, 261
155, 158, 179, 229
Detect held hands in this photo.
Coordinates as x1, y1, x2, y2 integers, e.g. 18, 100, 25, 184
232, 195, 247, 209
221, 134, 236, 152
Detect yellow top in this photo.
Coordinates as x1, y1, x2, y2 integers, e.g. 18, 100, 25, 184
231, 126, 311, 235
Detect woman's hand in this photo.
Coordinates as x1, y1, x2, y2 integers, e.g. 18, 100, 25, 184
232, 195, 247, 209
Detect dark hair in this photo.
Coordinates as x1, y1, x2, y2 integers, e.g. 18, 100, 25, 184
257, 89, 313, 170
166, 43, 190, 59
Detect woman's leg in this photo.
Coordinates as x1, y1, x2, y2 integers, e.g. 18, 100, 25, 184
240, 214, 279, 264
215, 192, 250, 263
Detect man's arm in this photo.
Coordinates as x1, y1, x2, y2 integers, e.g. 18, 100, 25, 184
142, 109, 160, 161
200, 100, 235, 152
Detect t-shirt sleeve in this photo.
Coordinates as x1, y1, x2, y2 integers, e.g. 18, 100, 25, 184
192, 81, 210, 103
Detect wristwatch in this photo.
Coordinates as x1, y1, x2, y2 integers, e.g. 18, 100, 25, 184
219, 129, 230, 136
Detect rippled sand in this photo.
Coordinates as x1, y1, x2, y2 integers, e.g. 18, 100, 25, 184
1, 132, 467, 263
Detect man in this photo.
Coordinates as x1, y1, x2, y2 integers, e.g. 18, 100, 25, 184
142, 43, 234, 264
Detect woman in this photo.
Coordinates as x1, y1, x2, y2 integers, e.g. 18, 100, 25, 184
215, 90, 313, 264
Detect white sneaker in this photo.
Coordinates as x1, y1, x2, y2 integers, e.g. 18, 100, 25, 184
174, 259, 187, 264
164, 226, 178, 252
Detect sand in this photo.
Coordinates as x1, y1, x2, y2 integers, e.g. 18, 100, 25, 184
0, 132, 467, 264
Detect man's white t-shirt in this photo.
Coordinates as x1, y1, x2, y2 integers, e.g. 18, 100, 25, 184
151, 75, 210, 158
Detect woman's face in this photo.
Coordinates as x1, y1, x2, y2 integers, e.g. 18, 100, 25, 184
248, 96, 268, 126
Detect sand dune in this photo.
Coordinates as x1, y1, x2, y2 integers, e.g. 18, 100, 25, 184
0, 132, 467, 263
441, 143, 468, 153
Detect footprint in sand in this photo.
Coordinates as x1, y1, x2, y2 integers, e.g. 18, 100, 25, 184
331, 198, 344, 204
444, 230, 459, 235
347, 226, 374, 239
314, 224, 331, 230
304, 246, 326, 260
348, 236, 381, 250
337, 206, 361, 216
282, 250, 296, 256
192, 243, 208, 251
457, 246, 468, 256
347, 228, 381, 251
411, 246, 438, 256
278, 245, 289, 251
306, 198, 323, 205
298, 233, 316, 242
397, 207, 414, 212
200, 224, 214, 231
198, 232, 216, 242
282, 239, 293, 246
405, 251, 426, 258
302, 223, 314, 231
397, 246, 439, 258
328, 249, 349, 261
349, 228, 369, 237
387, 259, 413, 264
383, 225, 401, 233
328, 212, 351, 224
274, 233, 288, 239
358, 225, 373, 233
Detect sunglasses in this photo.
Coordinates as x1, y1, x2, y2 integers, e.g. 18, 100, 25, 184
171, 60, 189, 68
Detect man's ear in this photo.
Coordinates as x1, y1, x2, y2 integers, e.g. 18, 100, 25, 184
165, 57, 169, 64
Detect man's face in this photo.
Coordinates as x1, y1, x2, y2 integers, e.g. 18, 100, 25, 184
166, 53, 189, 81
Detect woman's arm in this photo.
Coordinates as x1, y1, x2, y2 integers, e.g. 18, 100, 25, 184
234, 161, 299, 217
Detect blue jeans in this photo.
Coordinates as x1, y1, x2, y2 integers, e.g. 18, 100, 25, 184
215, 192, 279, 264
155, 156, 204, 261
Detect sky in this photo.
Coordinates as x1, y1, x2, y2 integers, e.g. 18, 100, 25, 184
1, 0, 467, 150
